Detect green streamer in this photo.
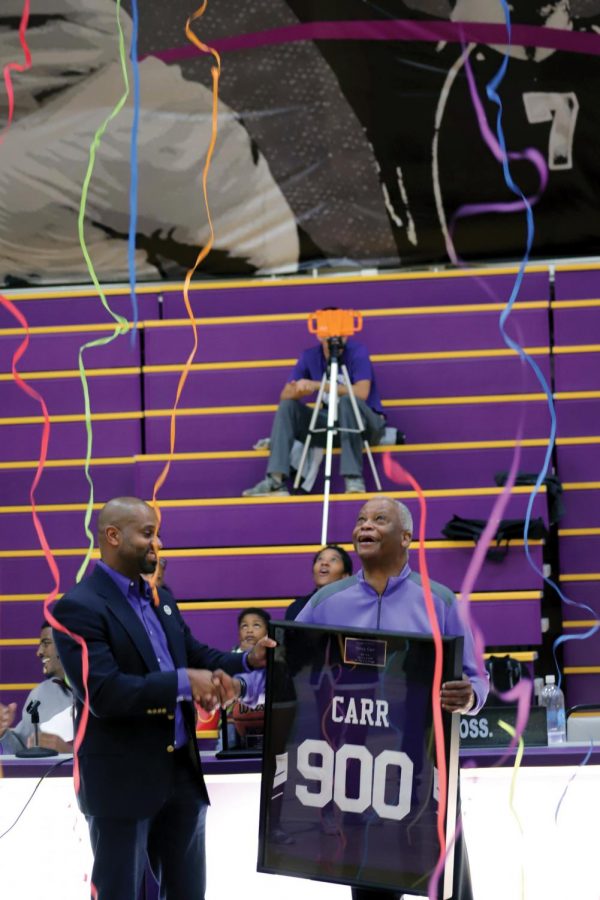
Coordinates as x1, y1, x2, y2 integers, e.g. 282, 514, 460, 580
76, 0, 131, 582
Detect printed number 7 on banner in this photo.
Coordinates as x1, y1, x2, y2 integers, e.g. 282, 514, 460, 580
295, 739, 414, 822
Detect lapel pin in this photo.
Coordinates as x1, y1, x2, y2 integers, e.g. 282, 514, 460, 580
163, 605, 172, 616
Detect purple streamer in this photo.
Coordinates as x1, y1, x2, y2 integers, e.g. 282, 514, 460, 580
448, 47, 549, 244
142, 20, 600, 64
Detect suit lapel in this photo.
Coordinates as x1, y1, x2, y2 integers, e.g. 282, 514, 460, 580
155, 592, 186, 667
92, 567, 159, 673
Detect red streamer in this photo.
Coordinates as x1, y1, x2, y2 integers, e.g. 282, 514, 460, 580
382, 453, 448, 867
0, 294, 90, 794
0, 0, 31, 144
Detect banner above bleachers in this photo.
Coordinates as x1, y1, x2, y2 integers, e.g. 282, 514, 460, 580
2, 0, 600, 285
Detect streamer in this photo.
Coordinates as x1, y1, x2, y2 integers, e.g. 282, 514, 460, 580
76, 0, 131, 582
148, 1, 221, 600
382, 453, 449, 886
128, 0, 140, 339
0, 0, 31, 144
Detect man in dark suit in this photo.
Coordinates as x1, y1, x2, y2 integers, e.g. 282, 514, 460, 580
52, 496, 271, 900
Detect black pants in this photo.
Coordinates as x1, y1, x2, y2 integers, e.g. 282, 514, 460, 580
86, 751, 208, 900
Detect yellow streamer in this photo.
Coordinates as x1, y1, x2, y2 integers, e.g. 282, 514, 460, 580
498, 720, 525, 900
149, 1, 221, 598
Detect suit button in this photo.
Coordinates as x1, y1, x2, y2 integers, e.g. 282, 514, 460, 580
167, 745, 175, 753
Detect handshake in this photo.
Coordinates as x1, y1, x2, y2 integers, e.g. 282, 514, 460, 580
186, 669, 245, 712
187, 635, 275, 712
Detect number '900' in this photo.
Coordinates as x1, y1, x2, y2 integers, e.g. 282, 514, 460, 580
295, 739, 413, 821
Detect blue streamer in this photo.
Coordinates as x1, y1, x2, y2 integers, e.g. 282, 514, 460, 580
487, 0, 598, 688
554, 741, 594, 824
128, 0, 140, 343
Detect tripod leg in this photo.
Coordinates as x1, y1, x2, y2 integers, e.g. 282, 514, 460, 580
293, 374, 328, 489
339, 365, 382, 491
320, 359, 339, 544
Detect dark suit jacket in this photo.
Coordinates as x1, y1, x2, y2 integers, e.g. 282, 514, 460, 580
53, 565, 246, 818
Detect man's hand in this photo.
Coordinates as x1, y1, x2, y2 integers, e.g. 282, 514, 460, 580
282, 378, 320, 400
0, 702, 16, 737
29, 732, 73, 754
246, 635, 277, 669
187, 668, 224, 711
210, 670, 242, 708
440, 675, 475, 714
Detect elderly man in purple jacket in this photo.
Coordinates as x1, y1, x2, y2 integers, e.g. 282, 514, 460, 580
296, 496, 489, 900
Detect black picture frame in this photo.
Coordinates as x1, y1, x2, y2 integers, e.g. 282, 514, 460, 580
257, 620, 463, 898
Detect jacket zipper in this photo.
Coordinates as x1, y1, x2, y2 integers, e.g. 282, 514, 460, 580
376, 592, 383, 629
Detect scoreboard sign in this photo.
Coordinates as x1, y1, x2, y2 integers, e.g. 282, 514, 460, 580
257, 621, 463, 898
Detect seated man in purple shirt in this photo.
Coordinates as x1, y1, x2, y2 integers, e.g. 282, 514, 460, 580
52, 496, 270, 900
296, 495, 489, 900
243, 332, 386, 496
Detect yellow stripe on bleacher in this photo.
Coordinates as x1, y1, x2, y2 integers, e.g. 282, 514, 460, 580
0, 435, 574, 468
563, 482, 600, 490
564, 666, 600, 675
483, 651, 538, 662
0, 639, 38, 646
0, 411, 143, 426
0, 683, 37, 690
0, 539, 544, 560
563, 621, 600, 628
552, 298, 600, 308
553, 344, 600, 354
560, 573, 600, 582
0, 457, 132, 469
559, 528, 600, 536
0, 264, 549, 301
0, 367, 140, 382
0, 485, 545, 515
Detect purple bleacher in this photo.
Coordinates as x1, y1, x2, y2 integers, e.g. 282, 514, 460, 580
144, 306, 550, 366
556, 445, 598, 483
0, 373, 141, 417
564, 674, 600, 708
562, 623, 600, 667
558, 580, 600, 618
0, 419, 140, 462
160, 270, 549, 319
0, 293, 158, 328
143, 355, 552, 416
560, 488, 600, 529
553, 352, 599, 392
135, 446, 549, 497
143, 400, 549, 455
0, 490, 548, 551
0, 600, 52, 639
0, 545, 544, 601
555, 398, 600, 439
553, 306, 600, 345
470, 599, 542, 646
553, 267, 600, 301
0, 330, 139, 373
0, 646, 43, 685
558, 535, 600, 573
0, 462, 136, 505
557, 581, 600, 709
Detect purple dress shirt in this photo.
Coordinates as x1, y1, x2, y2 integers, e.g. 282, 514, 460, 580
96, 561, 191, 748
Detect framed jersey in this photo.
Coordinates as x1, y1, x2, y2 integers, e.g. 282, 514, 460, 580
257, 621, 463, 897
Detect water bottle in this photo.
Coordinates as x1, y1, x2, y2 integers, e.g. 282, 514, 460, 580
539, 675, 567, 745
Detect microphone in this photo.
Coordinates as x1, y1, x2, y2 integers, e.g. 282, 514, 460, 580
15, 700, 59, 758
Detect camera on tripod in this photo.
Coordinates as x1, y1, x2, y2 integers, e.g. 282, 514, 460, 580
307, 308, 363, 361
